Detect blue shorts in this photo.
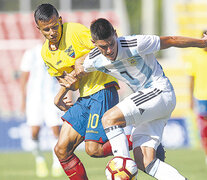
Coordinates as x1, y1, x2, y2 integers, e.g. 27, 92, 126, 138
195, 99, 207, 116
61, 86, 119, 143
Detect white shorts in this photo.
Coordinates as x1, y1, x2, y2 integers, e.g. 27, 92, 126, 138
116, 87, 176, 149
26, 96, 63, 127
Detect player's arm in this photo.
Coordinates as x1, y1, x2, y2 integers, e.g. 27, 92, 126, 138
54, 86, 73, 112
55, 70, 79, 111
75, 54, 88, 78
160, 34, 207, 50
56, 70, 79, 91
19, 71, 29, 114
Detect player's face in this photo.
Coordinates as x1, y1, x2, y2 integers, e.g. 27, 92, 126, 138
37, 15, 62, 44
94, 34, 118, 61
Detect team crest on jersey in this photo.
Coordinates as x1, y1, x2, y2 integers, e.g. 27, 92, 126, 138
65, 45, 75, 58
127, 57, 137, 66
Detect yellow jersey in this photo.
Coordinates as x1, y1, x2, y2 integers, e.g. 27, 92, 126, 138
41, 22, 118, 97
185, 48, 207, 100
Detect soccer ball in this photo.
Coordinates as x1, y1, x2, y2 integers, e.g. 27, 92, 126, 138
105, 156, 138, 180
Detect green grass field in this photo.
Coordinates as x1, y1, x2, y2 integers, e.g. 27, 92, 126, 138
0, 148, 207, 180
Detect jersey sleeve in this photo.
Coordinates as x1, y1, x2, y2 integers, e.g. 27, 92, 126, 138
20, 49, 33, 72
136, 35, 160, 55
83, 55, 97, 72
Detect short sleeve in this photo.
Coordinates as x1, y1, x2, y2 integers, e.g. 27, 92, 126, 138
83, 55, 97, 72
136, 35, 160, 55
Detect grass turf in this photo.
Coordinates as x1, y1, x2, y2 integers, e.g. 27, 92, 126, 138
0, 148, 206, 180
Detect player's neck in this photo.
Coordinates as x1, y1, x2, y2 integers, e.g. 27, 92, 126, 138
49, 26, 63, 51
49, 41, 60, 51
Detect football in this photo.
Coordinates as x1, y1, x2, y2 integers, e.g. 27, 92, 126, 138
105, 156, 138, 180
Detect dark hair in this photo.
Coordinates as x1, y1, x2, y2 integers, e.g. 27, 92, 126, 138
34, 3, 59, 25
90, 18, 115, 41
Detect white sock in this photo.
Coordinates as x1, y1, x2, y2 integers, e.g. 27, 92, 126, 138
146, 158, 186, 180
105, 125, 130, 157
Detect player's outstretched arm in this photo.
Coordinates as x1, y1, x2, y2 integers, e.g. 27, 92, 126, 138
160, 35, 207, 50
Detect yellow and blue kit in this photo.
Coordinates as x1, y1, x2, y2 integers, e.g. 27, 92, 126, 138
186, 48, 207, 116
41, 22, 119, 142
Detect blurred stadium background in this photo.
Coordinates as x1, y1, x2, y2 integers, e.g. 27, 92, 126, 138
0, 0, 207, 179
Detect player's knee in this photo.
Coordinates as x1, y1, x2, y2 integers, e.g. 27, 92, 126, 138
102, 107, 126, 128
54, 143, 70, 160
102, 113, 112, 128
54, 143, 62, 158
85, 145, 98, 157
102, 111, 120, 128
85, 142, 102, 157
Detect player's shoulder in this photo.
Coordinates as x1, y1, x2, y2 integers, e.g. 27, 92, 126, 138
88, 47, 101, 59
64, 22, 89, 32
118, 35, 138, 48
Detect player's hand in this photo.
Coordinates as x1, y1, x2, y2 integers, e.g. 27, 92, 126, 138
202, 33, 207, 47
59, 71, 79, 90
62, 96, 74, 110
75, 54, 88, 78
75, 63, 87, 78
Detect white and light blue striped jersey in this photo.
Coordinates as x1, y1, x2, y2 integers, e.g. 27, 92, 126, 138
83, 35, 173, 92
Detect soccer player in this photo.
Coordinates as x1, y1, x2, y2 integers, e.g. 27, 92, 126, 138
20, 43, 63, 177
82, 18, 207, 180
186, 30, 207, 165
34, 3, 120, 180
34, 4, 165, 179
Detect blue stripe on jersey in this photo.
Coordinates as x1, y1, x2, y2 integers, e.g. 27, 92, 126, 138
97, 66, 110, 73
134, 55, 153, 82
112, 60, 140, 86
93, 58, 111, 73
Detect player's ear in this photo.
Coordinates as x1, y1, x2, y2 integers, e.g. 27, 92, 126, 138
115, 30, 118, 38
36, 25, 40, 31
91, 39, 95, 45
35, 20, 40, 30
59, 16, 62, 25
